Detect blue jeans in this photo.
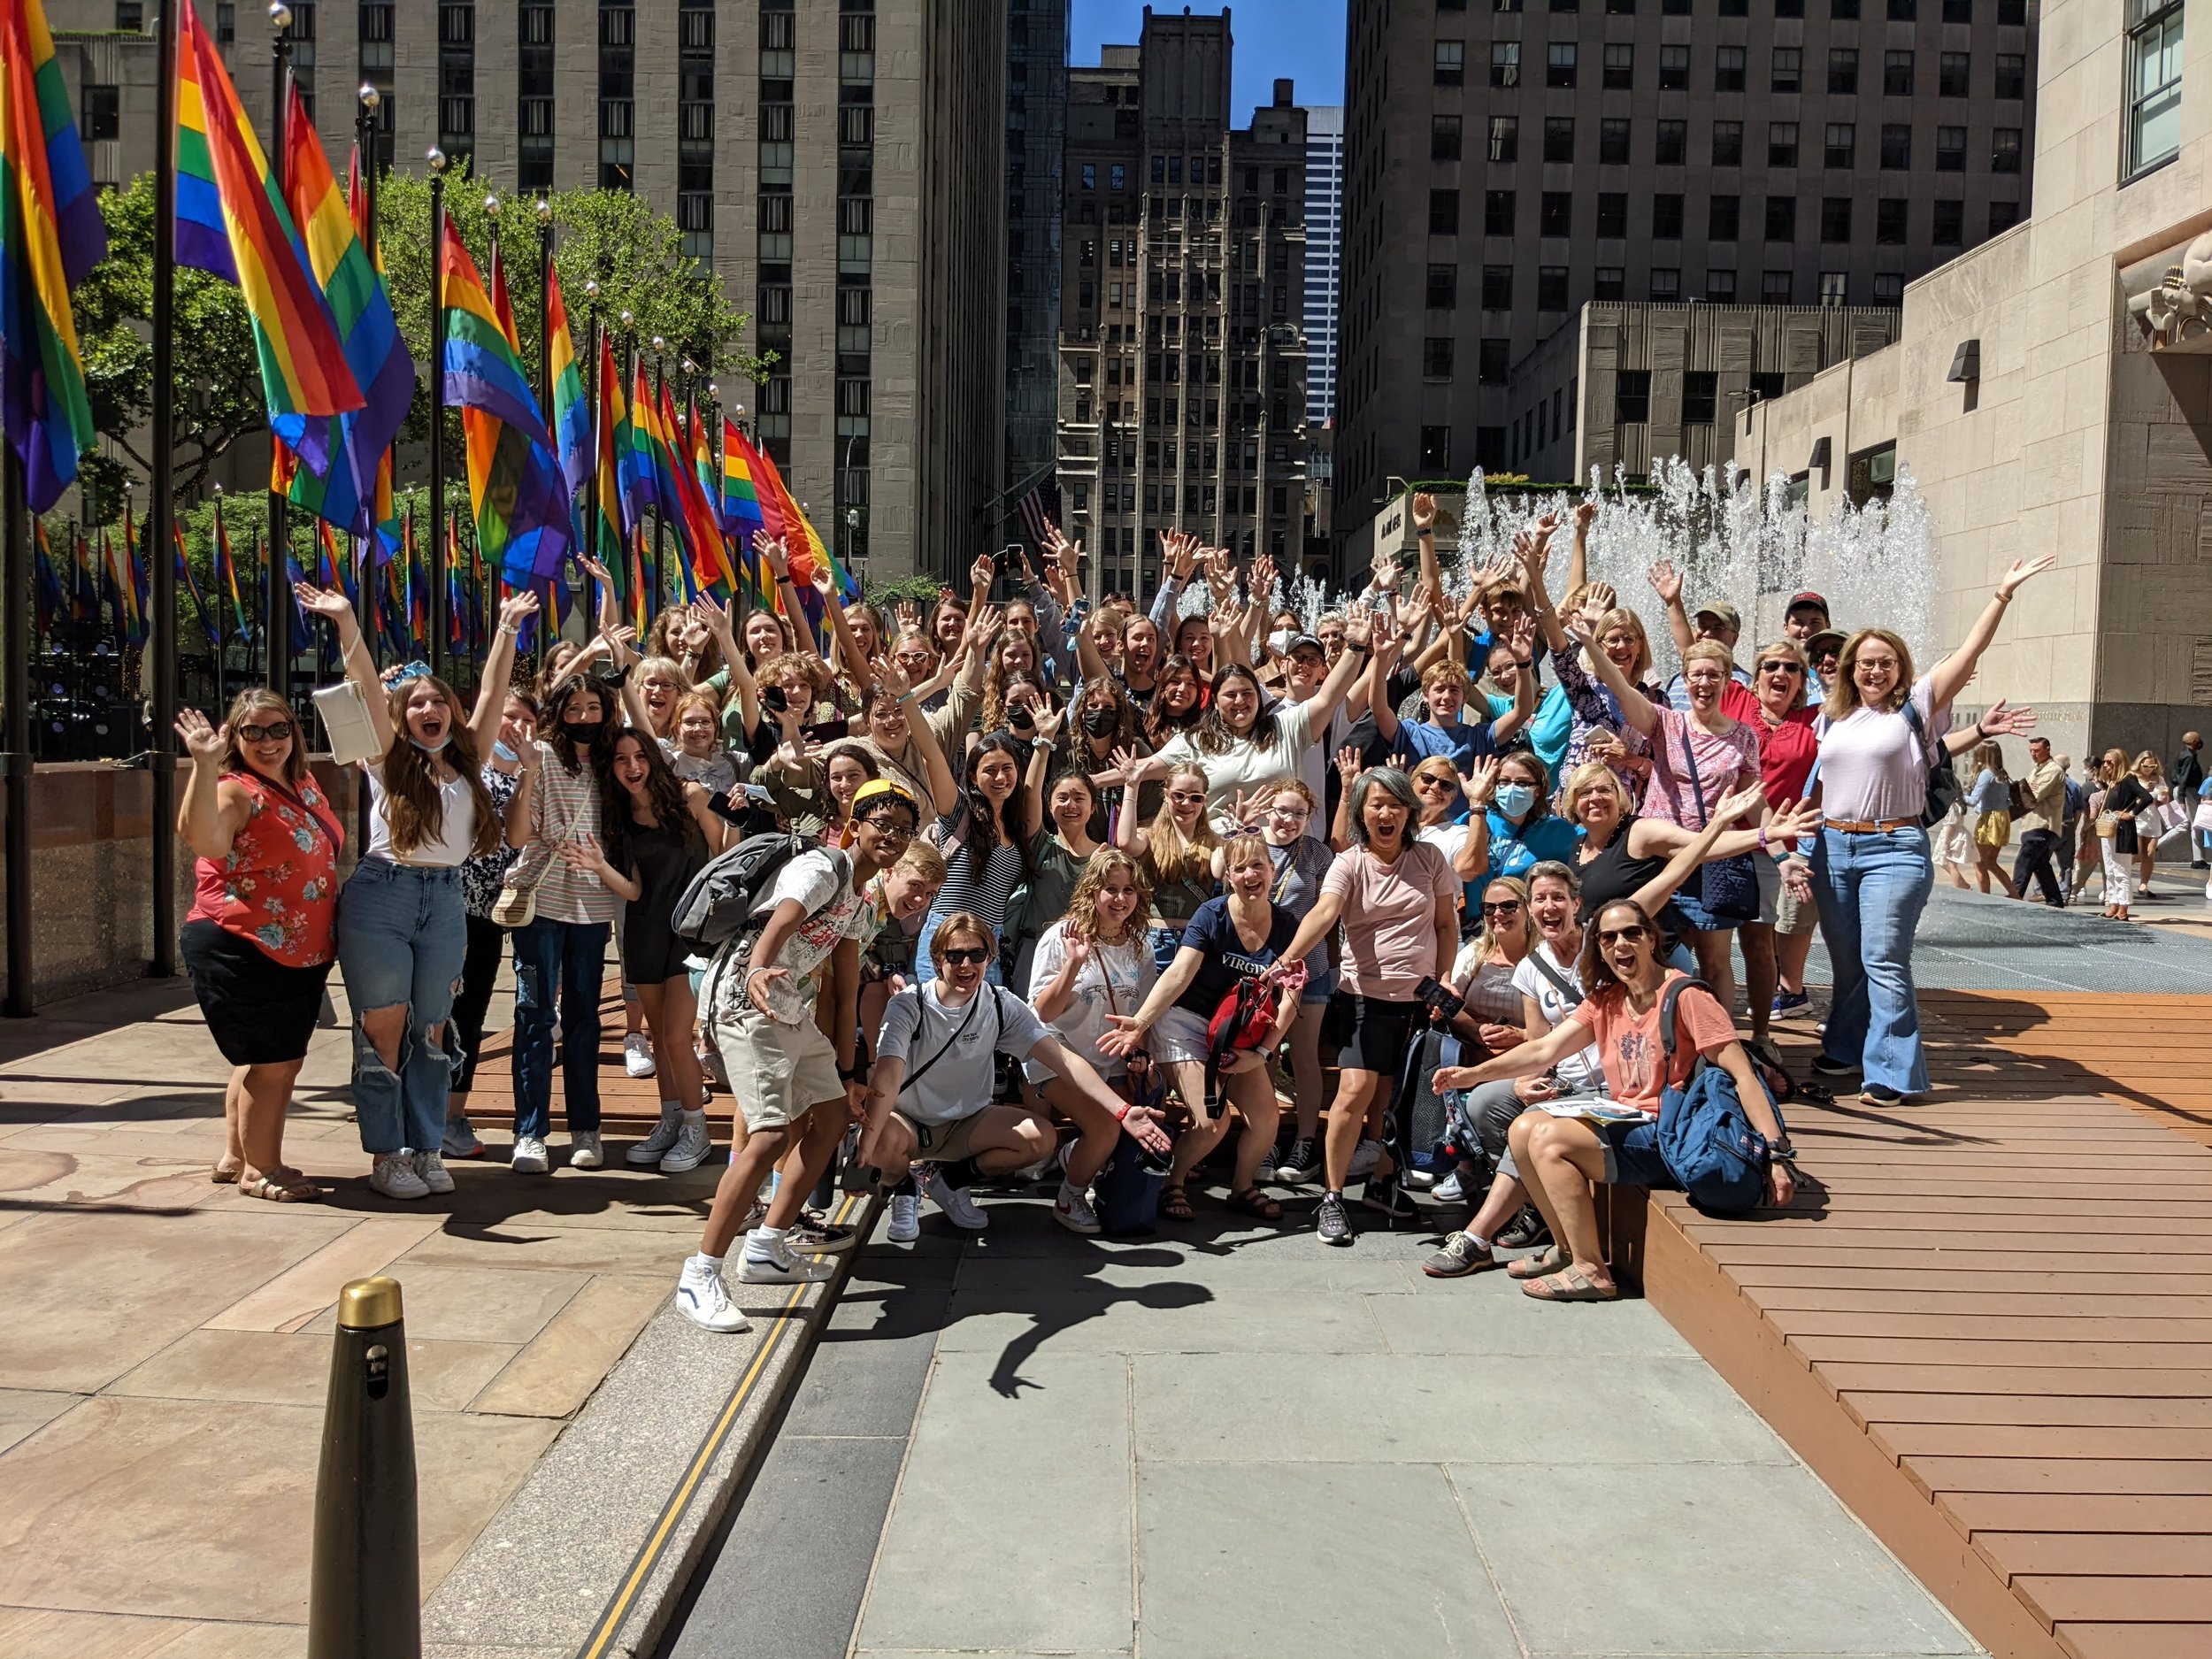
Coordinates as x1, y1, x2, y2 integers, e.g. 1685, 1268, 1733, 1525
914, 908, 1005, 987
511, 917, 612, 1139
1812, 825, 1934, 1094
337, 861, 467, 1156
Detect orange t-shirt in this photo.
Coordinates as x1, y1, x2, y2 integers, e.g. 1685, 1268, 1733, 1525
1569, 973, 1738, 1118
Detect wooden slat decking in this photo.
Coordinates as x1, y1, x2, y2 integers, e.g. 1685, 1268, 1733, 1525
1637, 994, 2212, 1659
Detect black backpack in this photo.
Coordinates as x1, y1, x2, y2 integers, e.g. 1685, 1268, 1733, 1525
669, 832, 816, 956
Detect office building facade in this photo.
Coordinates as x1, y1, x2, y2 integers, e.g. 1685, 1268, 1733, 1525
1303, 104, 1343, 426
1334, 0, 2038, 541
1056, 9, 1312, 601
1004, 1, 1070, 526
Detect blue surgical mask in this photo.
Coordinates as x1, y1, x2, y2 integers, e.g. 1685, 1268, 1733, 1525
492, 740, 518, 764
1494, 782, 1536, 819
410, 733, 452, 755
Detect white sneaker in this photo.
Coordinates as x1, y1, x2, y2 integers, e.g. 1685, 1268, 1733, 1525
885, 1192, 920, 1242
1054, 1181, 1102, 1235
1432, 1171, 1465, 1203
569, 1132, 604, 1170
628, 1106, 683, 1164
1348, 1138, 1384, 1179
675, 1256, 749, 1333
371, 1150, 429, 1200
735, 1232, 837, 1284
924, 1169, 988, 1231
511, 1134, 550, 1174
659, 1111, 713, 1173
441, 1114, 484, 1159
623, 1033, 657, 1079
411, 1149, 455, 1195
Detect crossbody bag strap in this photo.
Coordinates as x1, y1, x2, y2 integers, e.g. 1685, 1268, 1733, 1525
899, 989, 986, 1099
1677, 723, 1709, 829
1529, 948, 1579, 1004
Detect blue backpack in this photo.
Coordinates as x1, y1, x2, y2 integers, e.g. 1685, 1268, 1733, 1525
1654, 978, 1784, 1216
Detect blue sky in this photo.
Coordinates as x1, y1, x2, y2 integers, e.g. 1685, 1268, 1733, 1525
1068, 1, 1348, 112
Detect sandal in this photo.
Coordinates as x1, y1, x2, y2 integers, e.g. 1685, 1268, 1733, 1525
211, 1162, 242, 1184
1225, 1186, 1282, 1221
1522, 1265, 1620, 1302
1160, 1183, 1195, 1222
237, 1171, 318, 1202
1507, 1243, 1570, 1280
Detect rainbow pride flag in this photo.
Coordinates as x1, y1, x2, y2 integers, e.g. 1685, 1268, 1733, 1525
626, 361, 662, 521
175, 0, 362, 464
32, 518, 60, 631
721, 418, 764, 543
658, 384, 726, 599
593, 331, 634, 596
172, 520, 217, 645
545, 265, 590, 498
214, 502, 250, 634
0, 0, 105, 511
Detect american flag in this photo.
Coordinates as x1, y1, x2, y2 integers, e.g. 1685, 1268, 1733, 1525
1015, 477, 1063, 550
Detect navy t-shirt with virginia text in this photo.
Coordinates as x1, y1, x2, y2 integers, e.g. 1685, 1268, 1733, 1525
1172, 895, 1299, 1018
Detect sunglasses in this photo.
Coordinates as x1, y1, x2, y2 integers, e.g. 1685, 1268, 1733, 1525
940, 946, 990, 966
1169, 790, 1207, 805
387, 660, 434, 687
1414, 775, 1455, 793
1481, 899, 1523, 917
238, 720, 295, 743
1756, 660, 1804, 676
1597, 924, 1650, 945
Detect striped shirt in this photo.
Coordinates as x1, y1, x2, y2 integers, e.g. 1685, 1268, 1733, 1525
505, 740, 619, 926
924, 802, 1025, 933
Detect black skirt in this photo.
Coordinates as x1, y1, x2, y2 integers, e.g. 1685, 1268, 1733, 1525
181, 918, 333, 1066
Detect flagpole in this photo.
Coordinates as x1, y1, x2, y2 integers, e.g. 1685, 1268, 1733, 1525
265, 4, 294, 703
145, 0, 182, 979
426, 148, 449, 683
582, 278, 600, 629
650, 335, 666, 615
3, 452, 30, 1017
211, 488, 227, 700
535, 196, 554, 671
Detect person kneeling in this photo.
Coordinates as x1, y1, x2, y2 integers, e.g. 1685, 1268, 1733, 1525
1432, 898, 1794, 1302
864, 913, 1154, 1233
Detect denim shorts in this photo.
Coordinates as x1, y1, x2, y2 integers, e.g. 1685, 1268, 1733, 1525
1596, 1115, 1678, 1189
1299, 965, 1337, 1007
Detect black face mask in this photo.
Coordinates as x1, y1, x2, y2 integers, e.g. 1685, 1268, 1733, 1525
1081, 707, 1118, 739
563, 718, 606, 746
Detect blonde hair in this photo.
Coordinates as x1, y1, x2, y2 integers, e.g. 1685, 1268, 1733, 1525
1560, 758, 1627, 823
1064, 847, 1153, 945
1422, 659, 1470, 694
1753, 638, 1808, 674
1471, 875, 1532, 965
1591, 607, 1654, 682
1220, 831, 1272, 881
2099, 747, 2130, 785
893, 841, 948, 884
1824, 628, 1916, 719
1146, 764, 1223, 883
2135, 749, 2164, 781
1680, 639, 1735, 676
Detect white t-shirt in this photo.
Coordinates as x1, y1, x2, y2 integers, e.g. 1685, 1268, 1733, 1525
1155, 699, 1317, 831
1509, 940, 1607, 1094
1417, 821, 1469, 872
363, 757, 477, 868
708, 847, 870, 1026
876, 982, 1051, 1126
1815, 677, 1950, 825
1023, 920, 1155, 1080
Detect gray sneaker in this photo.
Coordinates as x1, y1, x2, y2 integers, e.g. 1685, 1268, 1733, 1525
411, 1148, 456, 1195
627, 1107, 683, 1165
658, 1111, 713, 1173
1317, 1191, 1354, 1246
1422, 1231, 1494, 1279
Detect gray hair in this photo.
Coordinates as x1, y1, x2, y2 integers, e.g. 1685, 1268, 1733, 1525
1347, 766, 1420, 847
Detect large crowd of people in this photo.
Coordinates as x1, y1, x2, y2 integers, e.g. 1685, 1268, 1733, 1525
173, 499, 2056, 1319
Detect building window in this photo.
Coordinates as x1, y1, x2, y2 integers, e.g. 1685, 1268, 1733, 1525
1682, 370, 1717, 423
81, 83, 119, 142
1434, 41, 1465, 85
1706, 268, 1736, 301
1616, 370, 1651, 424
1539, 266, 1569, 310
1479, 339, 1510, 383
1769, 123, 1799, 167
2128, 1, 2185, 179
1544, 191, 1575, 236
1985, 127, 2022, 173
1432, 114, 1463, 159
1482, 264, 1513, 308
1820, 196, 1852, 242
1712, 123, 1743, 167
1762, 269, 1793, 303
1820, 271, 1848, 304
1995, 53, 2025, 101
1765, 196, 1796, 242
1942, 0, 1970, 14
1823, 124, 1855, 169
1936, 126, 1967, 171
1420, 426, 1452, 471
1715, 46, 1745, 93
1709, 194, 1740, 240
1877, 197, 1908, 242
1429, 188, 1461, 234
1939, 51, 1971, 97
1880, 125, 1912, 169
1601, 119, 1632, 165
1423, 337, 1455, 379
1650, 267, 1681, 300
1653, 193, 1684, 240
114, 0, 142, 27
1485, 189, 1516, 234
1656, 46, 1687, 90
1491, 41, 1521, 88
1429, 264, 1460, 309
1655, 120, 1686, 165
1605, 42, 1633, 88
1594, 267, 1625, 300
1999, 0, 2024, 17
1545, 117, 1576, 163
1772, 48, 1801, 94
1989, 199, 2021, 234
1932, 199, 1963, 245
1873, 273, 1903, 303
1487, 115, 1518, 162
1594, 192, 1624, 237
1829, 49, 1858, 94
1548, 42, 1578, 88
1835, 0, 1861, 13
1884, 51, 1914, 96
1889, 0, 1916, 13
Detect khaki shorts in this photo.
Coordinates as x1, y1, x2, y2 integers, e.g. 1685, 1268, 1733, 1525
1755, 853, 1820, 937
716, 1007, 845, 1133
890, 1104, 1018, 1164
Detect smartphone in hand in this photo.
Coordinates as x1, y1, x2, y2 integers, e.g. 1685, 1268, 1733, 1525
1415, 975, 1466, 1024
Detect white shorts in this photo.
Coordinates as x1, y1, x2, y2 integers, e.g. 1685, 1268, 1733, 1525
1151, 1005, 1213, 1067
714, 1007, 844, 1133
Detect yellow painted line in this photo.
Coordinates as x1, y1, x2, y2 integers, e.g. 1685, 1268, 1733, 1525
575, 1192, 867, 1659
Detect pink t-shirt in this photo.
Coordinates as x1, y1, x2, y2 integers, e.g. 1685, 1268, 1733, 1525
1321, 841, 1459, 1001
1570, 972, 1739, 1118
1640, 706, 1762, 829
1814, 678, 1950, 824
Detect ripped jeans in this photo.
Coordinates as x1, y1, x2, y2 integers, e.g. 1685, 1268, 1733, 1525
337, 860, 467, 1156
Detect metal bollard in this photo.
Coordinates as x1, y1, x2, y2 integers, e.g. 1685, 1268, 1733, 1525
307, 1275, 421, 1659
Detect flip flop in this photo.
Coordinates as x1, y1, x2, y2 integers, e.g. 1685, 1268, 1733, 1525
1521, 1265, 1620, 1302
1507, 1244, 1570, 1280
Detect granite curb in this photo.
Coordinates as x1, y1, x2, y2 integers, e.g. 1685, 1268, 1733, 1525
421, 1193, 879, 1659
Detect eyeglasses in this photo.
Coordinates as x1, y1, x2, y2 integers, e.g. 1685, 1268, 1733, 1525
1755, 660, 1804, 676
238, 720, 295, 743
1596, 924, 1650, 945
1270, 803, 1311, 819
1480, 899, 1523, 917
940, 946, 990, 966
861, 816, 915, 843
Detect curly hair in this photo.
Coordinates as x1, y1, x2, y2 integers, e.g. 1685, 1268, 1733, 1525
380, 676, 499, 858
1063, 847, 1153, 946
542, 675, 616, 777
647, 609, 723, 682
1066, 672, 1146, 758
981, 666, 1058, 735
597, 729, 701, 874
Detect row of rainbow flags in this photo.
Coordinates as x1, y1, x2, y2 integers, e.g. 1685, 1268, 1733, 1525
0, 0, 852, 668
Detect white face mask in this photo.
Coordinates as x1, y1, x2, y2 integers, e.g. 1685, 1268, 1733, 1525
1268, 628, 1295, 657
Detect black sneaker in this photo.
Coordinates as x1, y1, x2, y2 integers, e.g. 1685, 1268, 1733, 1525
1810, 1053, 1859, 1079
1274, 1136, 1321, 1184
1494, 1204, 1550, 1251
1861, 1083, 1908, 1107
1361, 1174, 1416, 1220
1422, 1231, 1494, 1278
1317, 1191, 1353, 1246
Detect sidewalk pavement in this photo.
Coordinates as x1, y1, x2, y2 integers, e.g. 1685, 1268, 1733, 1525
0, 970, 847, 1659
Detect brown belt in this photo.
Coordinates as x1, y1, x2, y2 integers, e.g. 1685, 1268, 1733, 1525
1827, 817, 1917, 833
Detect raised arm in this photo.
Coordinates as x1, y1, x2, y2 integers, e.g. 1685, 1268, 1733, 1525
1488, 617, 1541, 744
1410, 491, 1443, 599
1647, 560, 1693, 657
877, 655, 960, 819
1452, 759, 1500, 883
296, 581, 394, 759
1563, 616, 1661, 736
1365, 612, 1408, 747
1928, 557, 2056, 712
469, 589, 539, 752
1517, 518, 1570, 655
1566, 499, 1595, 595
753, 533, 819, 662
1302, 606, 1377, 733
171, 709, 251, 858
